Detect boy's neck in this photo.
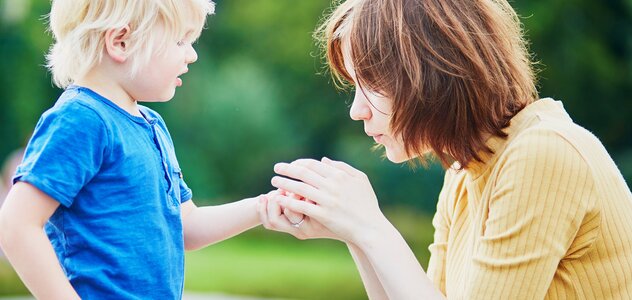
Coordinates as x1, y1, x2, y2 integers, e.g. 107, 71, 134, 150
74, 71, 142, 118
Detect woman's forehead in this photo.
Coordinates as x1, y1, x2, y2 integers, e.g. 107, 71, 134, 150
340, 40, 354, 73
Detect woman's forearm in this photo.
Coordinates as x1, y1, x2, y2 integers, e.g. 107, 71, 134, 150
356, 222, 445, 300
347, 242, 389, 300
0, 224, 79, 299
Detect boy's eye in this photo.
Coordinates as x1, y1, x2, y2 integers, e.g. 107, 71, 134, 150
177, 41, 185, 46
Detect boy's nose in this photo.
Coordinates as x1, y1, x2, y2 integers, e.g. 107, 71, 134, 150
186, 46, 198, 64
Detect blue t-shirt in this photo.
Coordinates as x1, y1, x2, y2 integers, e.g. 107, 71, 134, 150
14, 85, 192, 299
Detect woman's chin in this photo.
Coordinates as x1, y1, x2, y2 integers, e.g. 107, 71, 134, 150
384, 150, 411, 164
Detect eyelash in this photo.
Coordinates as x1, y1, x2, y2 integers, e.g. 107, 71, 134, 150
177, 39, 199, 47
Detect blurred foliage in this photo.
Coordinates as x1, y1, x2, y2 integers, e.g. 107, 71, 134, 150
0, 0, 629, 212
0, 0, 630, 297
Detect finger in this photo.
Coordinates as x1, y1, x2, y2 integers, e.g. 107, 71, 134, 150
287, 192, 305, 201
291, 158, 345, 179
271, 176, 323, 204
263, 189, 282, 200
267, 196, 304, 232
275, 194, 323, 220
274, 162, 328, 188
284, 207, 305, 225
266, 194, 290, 230
321, 157, 364, 177
266, 193, 284, 221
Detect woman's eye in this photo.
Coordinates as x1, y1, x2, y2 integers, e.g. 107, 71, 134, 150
177, 40, 186, 46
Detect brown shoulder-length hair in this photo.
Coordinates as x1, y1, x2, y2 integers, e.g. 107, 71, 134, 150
316, 0, 538, 168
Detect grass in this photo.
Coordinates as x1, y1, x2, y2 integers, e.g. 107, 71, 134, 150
183, 207, 435, 299
185, 230, 366, 299
0, 260, 28, 296
0, 206, 435, 299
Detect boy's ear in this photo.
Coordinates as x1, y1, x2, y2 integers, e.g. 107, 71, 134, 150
104, 26, 131, 63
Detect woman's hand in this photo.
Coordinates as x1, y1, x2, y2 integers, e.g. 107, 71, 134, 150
268, 157, 391, 245
257, 189, 341, 241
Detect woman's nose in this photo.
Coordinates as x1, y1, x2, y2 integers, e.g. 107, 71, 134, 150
349, 90, 372, 121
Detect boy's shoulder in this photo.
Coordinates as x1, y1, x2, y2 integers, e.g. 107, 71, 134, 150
44, 87, 108, 125
50, 86, 155, 125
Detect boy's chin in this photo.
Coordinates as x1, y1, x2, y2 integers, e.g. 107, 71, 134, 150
139, 91, 176, 103
137, 98, 173, 103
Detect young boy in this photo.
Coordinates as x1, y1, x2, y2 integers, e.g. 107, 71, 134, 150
0, 0, 263, 298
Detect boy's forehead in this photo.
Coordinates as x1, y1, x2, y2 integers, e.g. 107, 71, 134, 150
155, 0, 211, 35
156, 15, 202, 37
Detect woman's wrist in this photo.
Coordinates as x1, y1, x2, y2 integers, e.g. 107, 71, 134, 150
352, 216, 398, 251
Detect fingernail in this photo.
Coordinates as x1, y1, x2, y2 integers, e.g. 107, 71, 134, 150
274, 163, 286, 172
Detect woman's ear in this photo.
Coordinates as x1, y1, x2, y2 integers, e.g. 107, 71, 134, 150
104, 26, 131, 63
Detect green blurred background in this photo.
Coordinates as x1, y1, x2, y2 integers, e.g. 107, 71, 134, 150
0, 0, 630, 299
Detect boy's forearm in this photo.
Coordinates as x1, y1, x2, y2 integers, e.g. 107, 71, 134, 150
181, 196, 260, 250
1, 225, 80, 299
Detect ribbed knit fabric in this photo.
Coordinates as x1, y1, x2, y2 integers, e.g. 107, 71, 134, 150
427, 98, 632, 299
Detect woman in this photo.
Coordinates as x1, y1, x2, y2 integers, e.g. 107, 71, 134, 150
258, 0, 632, 298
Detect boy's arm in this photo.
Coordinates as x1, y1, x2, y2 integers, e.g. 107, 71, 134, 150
180, 196, 261, 251
0, 182, 80, 299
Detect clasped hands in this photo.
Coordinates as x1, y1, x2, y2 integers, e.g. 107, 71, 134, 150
257, 157, 387, 245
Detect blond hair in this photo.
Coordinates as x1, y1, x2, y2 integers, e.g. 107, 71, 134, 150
317, 0, 538, 168
46, 0, 215, 88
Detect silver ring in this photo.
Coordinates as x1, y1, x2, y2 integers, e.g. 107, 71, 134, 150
290, 218, 305, 228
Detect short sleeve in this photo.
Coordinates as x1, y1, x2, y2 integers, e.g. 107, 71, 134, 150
465, 128, 599, 299
178, 172, 192, 203
14, 102, 108, 207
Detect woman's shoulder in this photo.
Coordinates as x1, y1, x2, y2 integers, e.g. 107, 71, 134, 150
508, 109, 603, 166
500, 99, 604, 163
497, 102, 624, 193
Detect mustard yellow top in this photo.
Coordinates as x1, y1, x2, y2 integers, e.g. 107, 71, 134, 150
427, 99, 632, 299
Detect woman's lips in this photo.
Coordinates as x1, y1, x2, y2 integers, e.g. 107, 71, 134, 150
368, 133, 383, 143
